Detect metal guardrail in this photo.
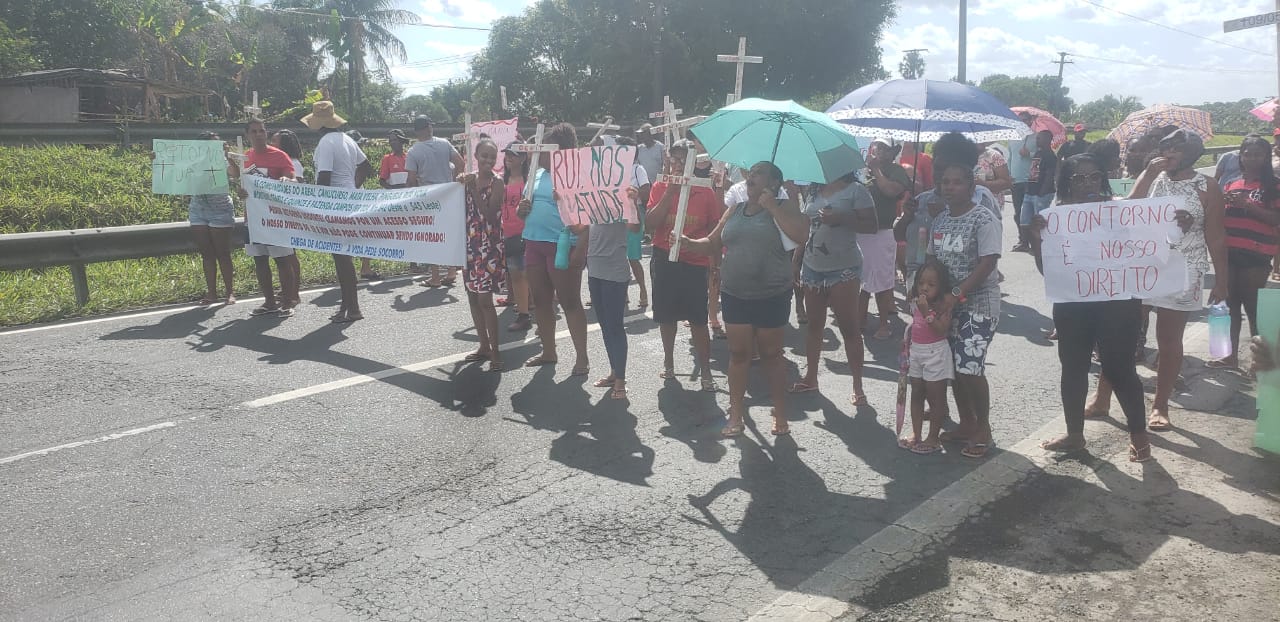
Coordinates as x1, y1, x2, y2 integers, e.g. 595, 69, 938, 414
0, 122, 635, 147
0, 220, 248, 306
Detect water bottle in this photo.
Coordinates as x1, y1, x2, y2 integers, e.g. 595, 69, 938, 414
1207, 302, 1232, 359
915, 220, 929, 266
554, 228, 571, 270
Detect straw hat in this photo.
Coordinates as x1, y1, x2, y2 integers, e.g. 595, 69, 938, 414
301, 101, 346, 130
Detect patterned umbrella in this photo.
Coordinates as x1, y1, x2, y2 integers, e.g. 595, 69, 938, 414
1010, 106, 1066, 148
826, 78, 1031, 142
1106, 104, 1213, 147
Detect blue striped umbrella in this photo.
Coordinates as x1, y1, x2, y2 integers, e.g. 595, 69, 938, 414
827, 78, 1031, 142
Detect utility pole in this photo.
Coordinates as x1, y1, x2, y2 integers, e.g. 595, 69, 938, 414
1051, 51, 1074, 117
958, 0, 967, 83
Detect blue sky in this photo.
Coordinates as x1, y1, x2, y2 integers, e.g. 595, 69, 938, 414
389, 0, 1280, 108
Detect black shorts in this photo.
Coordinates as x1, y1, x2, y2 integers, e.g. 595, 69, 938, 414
650, 247, 709, 325
721, 290, 792, 329
504, 236, 526, 269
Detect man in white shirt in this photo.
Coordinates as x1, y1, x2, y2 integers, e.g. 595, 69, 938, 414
303, 100, 372, 323
634, 124, 665, 189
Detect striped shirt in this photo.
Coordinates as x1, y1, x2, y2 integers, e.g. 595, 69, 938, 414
1222, 178, 1280, 264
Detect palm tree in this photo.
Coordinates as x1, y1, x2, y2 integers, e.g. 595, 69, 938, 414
270, 0, 418, 112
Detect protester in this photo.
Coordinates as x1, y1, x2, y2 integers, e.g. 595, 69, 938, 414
1033, 153, 1150, 461
584, 190, 634, 400
723, 170, 789, 336
645, 140, 719, 390
180, 131, 238, 306
975, 141, 1013, 199
1209, 135, 1280, 369
634, 124, 665, 198
456, 138, 508, 371
518, 123, 589, 374
790, 170, 877, 406
355, 129, 411, 281
1092, 128, 1228, 431
1087, 138, 1123, 179
613, 136, 651, 311
899, 141, 934, 195
1022, 131, 1059, 239
680, 162, 809, 437
1057, 123, 1091, 160
406, 115, 465, 287
500, 141, 532, 331
269, 129, 304, 179
240, 120, 302, 317
929, 134, 1002, 459
1009, 111, 1038, 251
901, 259, 955, 454
861, 138, 911, 340
304, 101, 372, 323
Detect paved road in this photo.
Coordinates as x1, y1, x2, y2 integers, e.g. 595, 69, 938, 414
0, 218, 1248, 621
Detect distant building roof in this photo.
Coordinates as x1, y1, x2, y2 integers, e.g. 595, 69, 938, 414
0, 68, 212, 97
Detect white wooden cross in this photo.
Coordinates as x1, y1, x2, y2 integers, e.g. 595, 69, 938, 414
648, 96, 682, 146
658, 149, 715, 256
587, 115, 620, 144
716, 37, 763, 103
243, 90, 262, 119
231, 135, 246, 171
507, 123, 560, 201
451, 111, 479, 173
651, 109, 707, 147
499, 86, 508, 111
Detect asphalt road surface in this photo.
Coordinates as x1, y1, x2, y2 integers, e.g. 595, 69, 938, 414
0, 220, 1199, 621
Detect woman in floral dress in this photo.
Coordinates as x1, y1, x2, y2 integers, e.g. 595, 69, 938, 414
461, 138, 508, 371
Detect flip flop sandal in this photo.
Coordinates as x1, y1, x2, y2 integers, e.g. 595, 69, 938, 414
911, 442, 942, 455
961, 443, 991, 459
332, 313, 362, 324
571, 366, 590, 377
199, 297, 217, 306
771, 423, 791, 436
524, 355, 557, 367
1040, 438, 1087, 453
610, 387, 628, 400
593, 377, 616, 388
277, 307, 296, 318
463, 352, 490, 363
1147, 414, 1172, 431
701, 376, 718, 392
897, 438, 918, 450
1205, 358, 1238, 369
659, 368, 677, 379
852, 393, 869, 406
487, 360, 505, 373
251, 306, 280, 316
722, 422, 745, 438
788, 381, 818, 393
360, 273, 381, 281
328, 311, 347, 322
1129, 443, 1152, 462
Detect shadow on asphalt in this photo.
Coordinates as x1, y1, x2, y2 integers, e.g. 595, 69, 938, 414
99, 307, 219, 341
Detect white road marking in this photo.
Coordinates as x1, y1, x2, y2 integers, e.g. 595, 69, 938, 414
0, 422, 177, 466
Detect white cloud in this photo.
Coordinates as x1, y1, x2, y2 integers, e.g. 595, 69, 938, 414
419, 0, 502, 24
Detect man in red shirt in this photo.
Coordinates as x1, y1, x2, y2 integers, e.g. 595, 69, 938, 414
899, 141, 933, 195
241, 117, 302, 317
369, 129, 412, 277
644, 140, 721, 390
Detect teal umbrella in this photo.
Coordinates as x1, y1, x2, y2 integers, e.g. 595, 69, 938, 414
690, 98, 865, 183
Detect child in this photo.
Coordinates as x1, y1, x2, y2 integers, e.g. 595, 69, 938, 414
902, 259, 954, 454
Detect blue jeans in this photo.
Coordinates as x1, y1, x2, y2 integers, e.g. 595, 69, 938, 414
589, 277, 628, 379
1020, 193, 1055, 226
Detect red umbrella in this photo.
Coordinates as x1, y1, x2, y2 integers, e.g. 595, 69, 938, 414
1010, 106, 1066, 148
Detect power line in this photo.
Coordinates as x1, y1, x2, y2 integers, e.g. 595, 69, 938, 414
1073, 0, 1270, 58
1067, 51, 1270, 75
397, 53, 478, 69
231, 4, 492, 31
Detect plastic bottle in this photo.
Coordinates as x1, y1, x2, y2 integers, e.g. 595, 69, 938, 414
915, 220, 929, 266
1207, 302, 1232, 359
554, 228, 571, 270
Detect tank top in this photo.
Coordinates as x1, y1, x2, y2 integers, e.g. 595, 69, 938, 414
911, 306, 946, 344
720, 202, 793, 300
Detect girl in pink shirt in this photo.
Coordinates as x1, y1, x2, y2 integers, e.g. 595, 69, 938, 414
902, 260, 955, 454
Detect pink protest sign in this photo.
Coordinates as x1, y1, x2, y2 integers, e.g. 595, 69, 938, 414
467, 117, 519, 175
549, 145, 637, 226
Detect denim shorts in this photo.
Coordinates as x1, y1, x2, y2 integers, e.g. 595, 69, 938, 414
800, 264, 859, 289
1019, 193, 1055, 226
188, 194, 234, 228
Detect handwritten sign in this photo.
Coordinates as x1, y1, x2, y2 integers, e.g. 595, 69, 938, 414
151, 139, 229, 195
549, 145, 637, 226
1109, 178, 1136, 198
1039, 196, 1189, 303
468, 117, 519, 176
243, 176, 465, 265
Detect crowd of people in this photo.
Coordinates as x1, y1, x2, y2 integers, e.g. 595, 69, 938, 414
179, 101, 1279, 461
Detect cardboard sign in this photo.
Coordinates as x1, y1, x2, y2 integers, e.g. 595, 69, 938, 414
549, 145, 637, 226
468, 117, 519, 176
151, 139, 229, 195
1039, 196, 1189, 303
244, 176, 465, 265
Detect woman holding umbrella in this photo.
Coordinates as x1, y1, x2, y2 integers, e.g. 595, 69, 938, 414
680, 162, 810, 437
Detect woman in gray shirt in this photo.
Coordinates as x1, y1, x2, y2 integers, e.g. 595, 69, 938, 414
681, 162, 809, 438
792, 171, 879, 406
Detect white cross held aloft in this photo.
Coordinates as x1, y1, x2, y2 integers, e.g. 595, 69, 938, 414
587, 115, 621, 144
648, 96, 682, 146
452, 111, 481, 173
650, 98, 706, 147
243, 91, 262, 119
717, 36, 763, 105
507, 123, 560, 201
499, 86, 508, 111
658, 149, 715, 257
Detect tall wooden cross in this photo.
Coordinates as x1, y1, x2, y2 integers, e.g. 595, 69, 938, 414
648, 96, 682, 146
499, 86, 508, 112
587, 115, 621, 144
243, 91, 262, 119
507, 123, 560, 201
658, 149, 715, 257
451, 111, 479, 173
651, 109, 707, 147
716, 37, 763, 105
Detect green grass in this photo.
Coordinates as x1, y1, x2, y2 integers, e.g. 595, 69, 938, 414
0, 142, 398, 326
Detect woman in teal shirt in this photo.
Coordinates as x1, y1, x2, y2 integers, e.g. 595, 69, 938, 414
517, 123, 590, 375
